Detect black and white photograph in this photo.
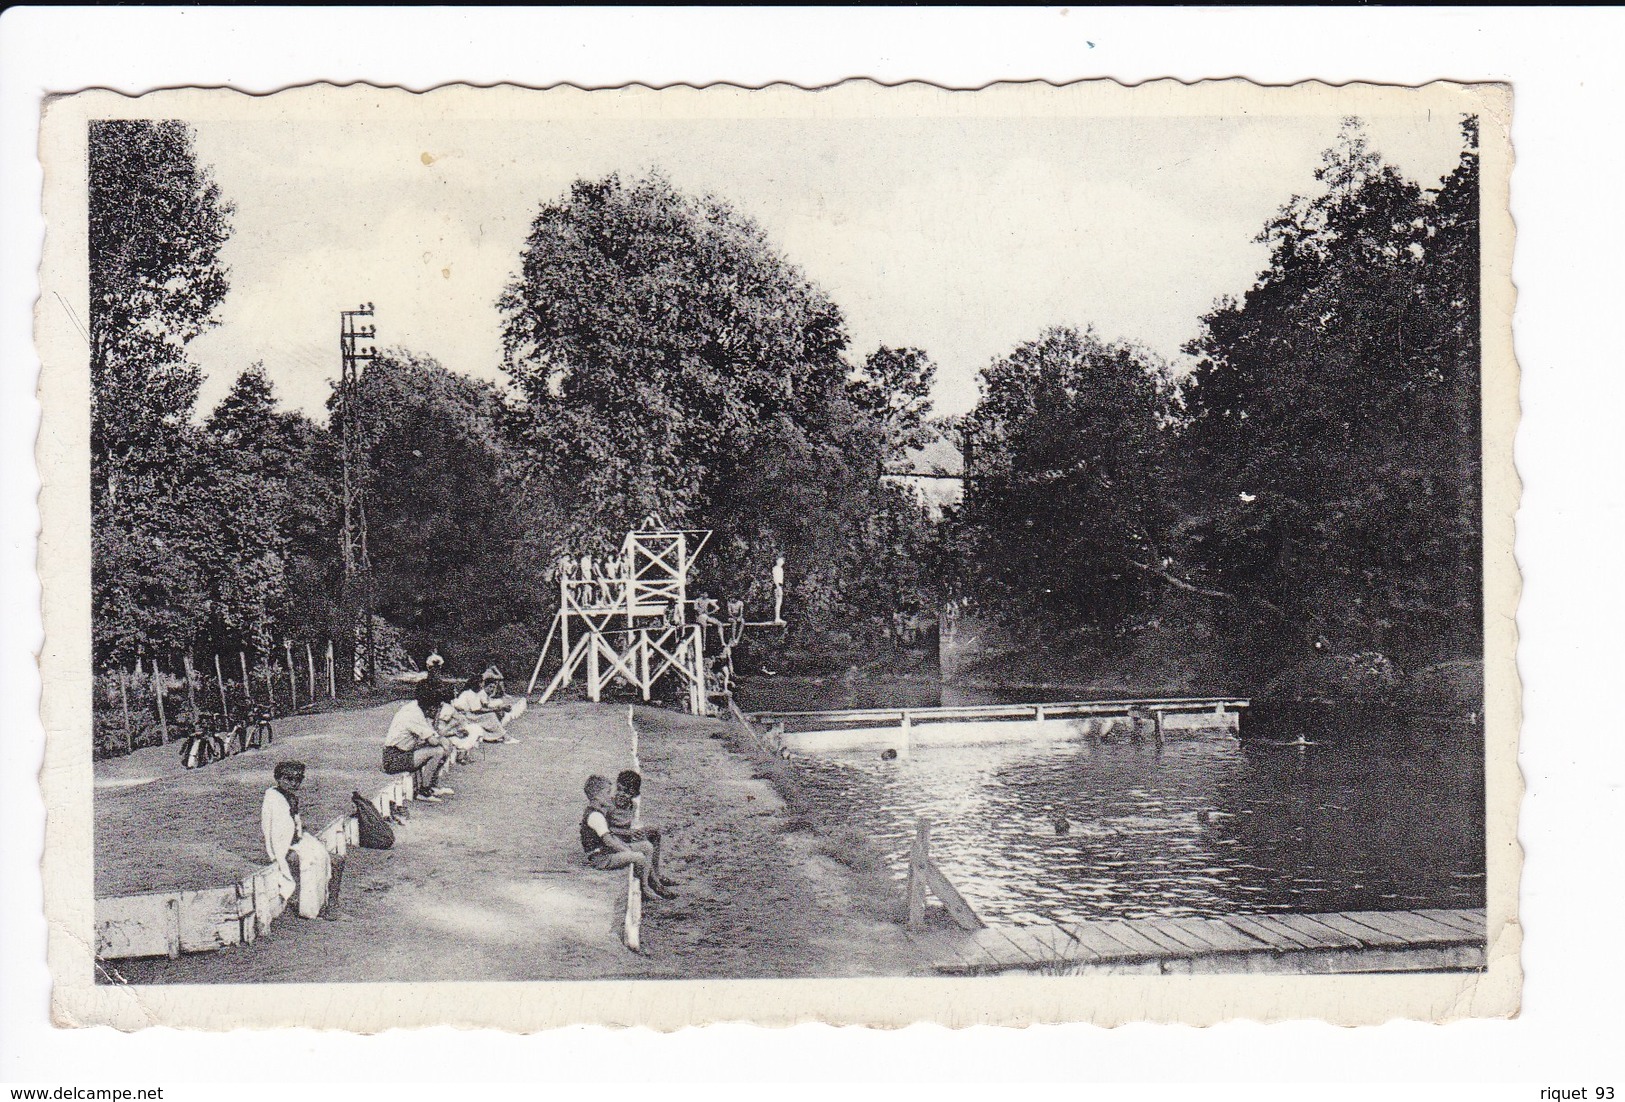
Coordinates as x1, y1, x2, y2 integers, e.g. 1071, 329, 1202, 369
34, 77, 1517, 1030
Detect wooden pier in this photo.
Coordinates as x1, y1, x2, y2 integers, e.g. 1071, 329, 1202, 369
748, 696, 1250, 754
914, 907, 1486, 976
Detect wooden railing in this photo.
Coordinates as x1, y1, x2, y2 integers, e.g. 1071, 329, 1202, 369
750, 696, 1250, 728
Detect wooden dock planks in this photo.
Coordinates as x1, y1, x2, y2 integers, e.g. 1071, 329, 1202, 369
929, 908, 1486, 976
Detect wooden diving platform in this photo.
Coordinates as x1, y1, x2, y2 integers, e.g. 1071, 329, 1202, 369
914, 907, 1486, 976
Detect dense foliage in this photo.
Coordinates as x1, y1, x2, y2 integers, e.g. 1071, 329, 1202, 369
1179, 118, 1482, 664
499, 173, 939, 650
954, 327, 1180, 641
89, 117, 1484, 739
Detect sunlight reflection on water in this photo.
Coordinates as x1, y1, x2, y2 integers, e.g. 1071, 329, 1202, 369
787, 729, 1485, 927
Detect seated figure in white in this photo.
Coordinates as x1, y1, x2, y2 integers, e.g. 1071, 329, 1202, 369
452, 667, 526, 745
260, 760, 340, 920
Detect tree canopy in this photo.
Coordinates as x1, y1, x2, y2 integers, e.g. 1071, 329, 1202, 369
89, 120, 235, 664
499, 172, 940, 647
954, 327, 1179, 640
1180, 117, 1482, 662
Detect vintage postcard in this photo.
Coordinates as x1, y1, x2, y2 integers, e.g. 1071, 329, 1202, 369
37, 79, 1519, 1030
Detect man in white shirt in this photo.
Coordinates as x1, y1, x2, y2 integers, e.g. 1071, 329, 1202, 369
260, 761, 339, 919
382, 683, 453, 801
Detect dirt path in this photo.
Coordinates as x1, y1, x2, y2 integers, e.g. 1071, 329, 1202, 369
110, 702, 928, 983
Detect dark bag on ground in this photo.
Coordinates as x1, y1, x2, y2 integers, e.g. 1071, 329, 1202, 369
351, 791, 395, 850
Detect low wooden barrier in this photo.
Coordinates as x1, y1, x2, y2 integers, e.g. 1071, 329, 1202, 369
751, 697, 1251, 756
94, 772, 417, 961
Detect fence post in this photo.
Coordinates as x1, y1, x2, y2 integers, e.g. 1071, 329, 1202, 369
326, 640, 336, 699
182, 655, 200, 732
213, 653, 229, 716
117, 667, 133, 754
284, 640, 298, 713
151, 659, 169, 745
906, 818, 931, 927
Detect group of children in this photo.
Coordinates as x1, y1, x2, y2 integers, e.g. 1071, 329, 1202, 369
558, 550, 628, 608
381, 655, 526, 803
580, 770, 680, 901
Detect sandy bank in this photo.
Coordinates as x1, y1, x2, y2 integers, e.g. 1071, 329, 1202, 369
109, 702, 929, 983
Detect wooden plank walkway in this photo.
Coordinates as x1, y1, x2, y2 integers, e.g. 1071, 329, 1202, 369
915, 908, 1486, 976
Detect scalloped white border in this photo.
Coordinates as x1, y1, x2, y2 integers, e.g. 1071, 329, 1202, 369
34, 78, 1519, 1032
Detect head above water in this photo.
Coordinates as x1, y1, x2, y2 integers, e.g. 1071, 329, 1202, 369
584, 774, 613, 802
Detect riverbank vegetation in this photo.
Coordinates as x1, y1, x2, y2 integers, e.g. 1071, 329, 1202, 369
88, 115, 1482, 753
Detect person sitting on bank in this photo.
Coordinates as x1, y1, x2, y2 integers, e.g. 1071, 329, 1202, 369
608, 769, 677, 888
579, 775, 677, 900
437, 677, 485, 770
261, 761, 341, 920
453, 667, 525, 744
383, 681, 453, 802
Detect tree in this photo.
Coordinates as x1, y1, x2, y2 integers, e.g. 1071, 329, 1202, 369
851, 346, 938, 463
499, 172, 937, 654
956, 327, 1179, 640
1181, 117, 1482, 663
199, 364, 326, 656
341, 352, 541, 668
88, 120, 233, 664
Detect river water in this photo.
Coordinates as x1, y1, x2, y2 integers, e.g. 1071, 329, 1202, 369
738, 675, 1485, 927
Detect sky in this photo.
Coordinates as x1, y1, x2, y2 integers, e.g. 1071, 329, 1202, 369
185, 104, 1468, 422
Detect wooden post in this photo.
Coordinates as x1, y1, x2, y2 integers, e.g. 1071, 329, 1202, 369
587, 634, 601, 702
1154, 708, 1166, 745
327, 640, 337, 699
182, 655, 200, 731
284, 640, 298, 713
151, 659, 169, 744
239, 650, 253, 706
623, 706, 642, 952
164, 896, 181, 960
690, 624, 706, 717
117, 668, 133, 754
906, 818, 931, 927
638, 630, 651, 701
213, 654, 229, 716
560, 606, 571, 687
306, 641, 317, 704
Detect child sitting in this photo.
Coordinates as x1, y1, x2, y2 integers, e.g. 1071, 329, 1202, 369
579, 774, 676, 900
608, 769, 678, 887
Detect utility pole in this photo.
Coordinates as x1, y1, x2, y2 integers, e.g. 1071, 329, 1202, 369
339, 304, 378, 688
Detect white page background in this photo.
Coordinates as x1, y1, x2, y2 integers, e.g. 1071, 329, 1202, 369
2, 5, 1620, 1091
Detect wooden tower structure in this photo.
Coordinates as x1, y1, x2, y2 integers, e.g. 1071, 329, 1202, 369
528, 522, 716, 715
